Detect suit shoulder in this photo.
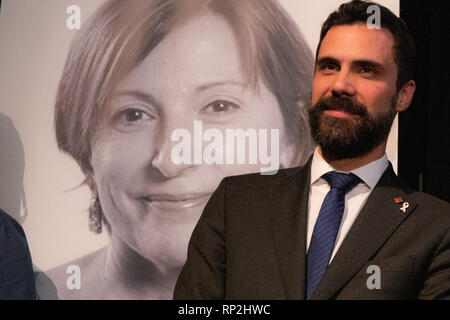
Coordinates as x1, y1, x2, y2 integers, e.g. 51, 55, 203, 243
386, 172, 450, 222
416, 191, 450, 214
406, 190, 450, 230
225, 166, 305, 186
0, 209, 27, 246
218, 166, 308, 207
0, 208, 21, 227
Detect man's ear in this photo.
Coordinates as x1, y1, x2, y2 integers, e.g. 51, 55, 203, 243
396, 80, 416, 112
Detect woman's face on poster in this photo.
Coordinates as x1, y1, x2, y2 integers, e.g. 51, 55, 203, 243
90, 14, 293, 267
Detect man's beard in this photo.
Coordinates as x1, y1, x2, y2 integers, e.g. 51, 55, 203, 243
308, 95, 397, 161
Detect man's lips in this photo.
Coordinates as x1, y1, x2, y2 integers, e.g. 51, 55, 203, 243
322, 104, 363, 119
323, 109, 356, 119
141, 193, 212, 210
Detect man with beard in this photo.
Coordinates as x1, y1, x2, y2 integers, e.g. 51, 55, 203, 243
174, 0, 450, 299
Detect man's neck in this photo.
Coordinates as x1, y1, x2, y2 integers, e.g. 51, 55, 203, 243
318, 142, 387, 172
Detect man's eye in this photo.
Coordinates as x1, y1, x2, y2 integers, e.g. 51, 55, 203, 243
360, 66, 375, 75
200, 100, 240, 115
319, 63, 339, 73
326, 64, 338, 71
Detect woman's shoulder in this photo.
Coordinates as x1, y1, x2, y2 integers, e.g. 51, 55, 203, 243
45, 247, 107, 300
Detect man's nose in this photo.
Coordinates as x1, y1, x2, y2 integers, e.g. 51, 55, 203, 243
331, 70, 357, 97
150, 120, 196, 179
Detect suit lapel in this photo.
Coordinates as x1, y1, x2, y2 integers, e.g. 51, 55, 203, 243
311, 164, 417, 299
270, 159, 312, 299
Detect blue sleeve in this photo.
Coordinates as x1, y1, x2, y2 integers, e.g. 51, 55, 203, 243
0, 209, 36, 299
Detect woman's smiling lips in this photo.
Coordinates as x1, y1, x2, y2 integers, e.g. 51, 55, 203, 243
141, 193, 212, 210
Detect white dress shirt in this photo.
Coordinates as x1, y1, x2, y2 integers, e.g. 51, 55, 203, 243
306, 148, 389, 263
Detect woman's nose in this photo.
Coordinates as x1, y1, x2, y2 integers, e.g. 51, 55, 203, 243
150, 121, 196, 179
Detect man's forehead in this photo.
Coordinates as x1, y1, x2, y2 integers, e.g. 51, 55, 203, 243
318, 24, 396, 65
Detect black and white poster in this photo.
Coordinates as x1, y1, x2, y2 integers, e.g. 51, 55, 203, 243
0, 0, 399, 299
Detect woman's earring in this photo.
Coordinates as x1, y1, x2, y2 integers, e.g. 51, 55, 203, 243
89, 196, 102, 234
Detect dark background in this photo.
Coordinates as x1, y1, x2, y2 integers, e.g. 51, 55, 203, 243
399, 0, 450, 202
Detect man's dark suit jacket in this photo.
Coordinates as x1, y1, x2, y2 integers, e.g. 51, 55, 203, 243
174, 160, 450, 299
0, 208, 36, 299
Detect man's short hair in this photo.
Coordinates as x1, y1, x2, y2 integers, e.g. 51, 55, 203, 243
316, 0, 415, 91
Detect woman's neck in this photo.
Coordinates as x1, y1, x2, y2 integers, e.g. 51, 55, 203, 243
100, 234, 182, 299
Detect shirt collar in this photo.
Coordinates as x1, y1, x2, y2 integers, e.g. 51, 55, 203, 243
310, 147, 389, 189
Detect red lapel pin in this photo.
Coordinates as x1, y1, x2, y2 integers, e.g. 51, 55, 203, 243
394, 197, 403, 203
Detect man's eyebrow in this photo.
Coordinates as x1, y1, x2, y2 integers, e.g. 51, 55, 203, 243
316, 56, 386, 71
316, 56, 340, 66
195, 80, 246, 92
352, 59, 386, 71
114, 90, 159, 106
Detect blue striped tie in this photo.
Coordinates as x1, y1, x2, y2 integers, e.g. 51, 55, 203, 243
306, 171, 361, 299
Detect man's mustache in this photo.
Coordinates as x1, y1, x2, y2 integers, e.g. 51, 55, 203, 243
312, 96, 368, 117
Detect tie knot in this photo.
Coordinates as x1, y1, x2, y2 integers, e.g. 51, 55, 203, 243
322, 171, 361, 193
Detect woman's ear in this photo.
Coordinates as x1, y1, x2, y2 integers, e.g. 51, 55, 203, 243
84, 169, 96, 191
396, 80, 416, 112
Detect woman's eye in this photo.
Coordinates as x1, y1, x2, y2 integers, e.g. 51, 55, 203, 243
119, 108, 153, 122
200, 100, 240, 115
112, 108, 155, 131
